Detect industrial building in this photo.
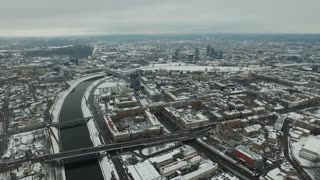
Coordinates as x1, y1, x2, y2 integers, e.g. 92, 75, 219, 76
233, 145, 264, 169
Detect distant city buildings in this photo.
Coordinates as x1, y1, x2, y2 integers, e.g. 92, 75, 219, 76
1, 36, 320, 180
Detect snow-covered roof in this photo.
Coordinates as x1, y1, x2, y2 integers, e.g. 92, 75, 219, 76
301, 136, 320, 154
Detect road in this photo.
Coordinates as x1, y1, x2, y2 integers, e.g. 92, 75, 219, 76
156, 111, 258, 180
87, 78, 127, 179
0, 85, 10, 157
0, 127, 206, 171
87, 80, 113, 144
188, 141, 258, 180
282, 119, 313, 180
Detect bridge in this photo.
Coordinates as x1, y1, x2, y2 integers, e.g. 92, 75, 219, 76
105, 68, 129, 82
0, 127, 208, 170
8, 116, 101, 135
51, 116, 99, 129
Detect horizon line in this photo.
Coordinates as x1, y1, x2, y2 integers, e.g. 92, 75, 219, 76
1, 32, 320, 39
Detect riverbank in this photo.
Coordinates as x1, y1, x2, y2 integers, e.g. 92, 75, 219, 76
81, 77, 121, 180
49, 73, 105, 180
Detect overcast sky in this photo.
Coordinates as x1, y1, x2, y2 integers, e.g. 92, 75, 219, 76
1, 0, 319, 37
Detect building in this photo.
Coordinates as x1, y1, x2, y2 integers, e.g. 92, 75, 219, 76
210, 111, 223, 121
233, 145, 264, 169
252, 138, 266, 150
211, 172, 239, 180
171, 161, 218, 180
206, 45, 211, 56
267, 131, 278, 144
105, 109, 164, 142
164, 106, 210, 129
243, 124, 262, 136
149, 149, 182, 169
299, 135, 320, 161
252, 107, 266, 115
264, 168, 286, 180
187, 54, 194, 62
223, 110, 241, 120
159, 154, 202, 177
210, 48, 216, 57
194, 48, 200, 61
173, 49, 180, 60
127, 160, 162, 180
144, 84, 162, 101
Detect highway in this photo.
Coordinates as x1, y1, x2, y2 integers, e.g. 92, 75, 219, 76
0, 128, 206, 171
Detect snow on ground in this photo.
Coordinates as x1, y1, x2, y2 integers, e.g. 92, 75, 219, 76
121, 152, 143, 161
146, 62, 186, 67
290, 134, 320, 169
48, 73, 104, 180
141, 143, 176, 156
0, 172, 9, 180
49, 127, 60, 154
304, 108, 320, 118
81, 77, 121, 180
284, 112, 304, 121
196, 138, 255, 179
290, 136, 311, 167
100, 157, 120, 180
2, 130, 45, 160
304, 169, 316, 180
275, 63, 320, 67
126, 159, 161, 180
140, 63, 268, 72
50, 73, 105, 124
94, 77, 126, 96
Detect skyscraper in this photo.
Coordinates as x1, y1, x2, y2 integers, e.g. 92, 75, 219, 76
194, 48, 200, 61
210, 47, 215, 57
188, 54, 194, 62
206, 45, 211, 56
217, 50, 224, 59
173, 48, 180, 60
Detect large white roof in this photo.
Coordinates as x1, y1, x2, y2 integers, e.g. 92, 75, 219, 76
302, 135, 320, 154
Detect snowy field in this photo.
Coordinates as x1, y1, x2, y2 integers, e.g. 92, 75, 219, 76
140, 63, 268, 72
290, 136, 312, 167
94, 77, 126, 96
81, 77, 120, 180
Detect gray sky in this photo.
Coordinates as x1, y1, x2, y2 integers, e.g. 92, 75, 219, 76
1, 0, 320, 36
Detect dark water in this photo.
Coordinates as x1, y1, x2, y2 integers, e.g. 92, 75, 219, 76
59, 80, 104, 180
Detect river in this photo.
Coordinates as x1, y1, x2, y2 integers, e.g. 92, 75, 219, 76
59, 79, 104, 180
